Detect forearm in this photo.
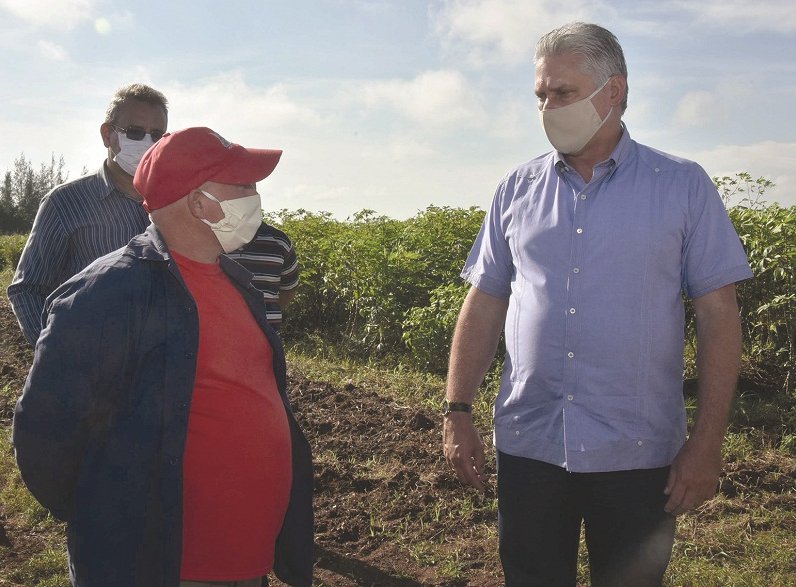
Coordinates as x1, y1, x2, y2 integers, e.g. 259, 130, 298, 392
279, 286, 297, 308
445, 286, 508, 404
692, 284, 742, 445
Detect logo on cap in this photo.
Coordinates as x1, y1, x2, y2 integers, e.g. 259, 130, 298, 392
209, 130, 232, 149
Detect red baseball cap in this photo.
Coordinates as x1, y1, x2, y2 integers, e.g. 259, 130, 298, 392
134, 127, 283, 212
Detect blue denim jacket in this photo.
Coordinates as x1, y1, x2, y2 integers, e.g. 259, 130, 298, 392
13, 225, 313, 587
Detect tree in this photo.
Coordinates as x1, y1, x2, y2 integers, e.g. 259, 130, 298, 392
0, 153, 68, 234
713, 171, 774, 208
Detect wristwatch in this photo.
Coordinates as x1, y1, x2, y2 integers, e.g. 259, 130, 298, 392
442, 400, 472, 416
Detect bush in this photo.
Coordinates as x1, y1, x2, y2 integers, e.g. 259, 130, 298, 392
273, 191, 794, 393
272, 206, 484, 364
731, 204, 796, 390
403, 282, 469, 373
0, 233, 26, 272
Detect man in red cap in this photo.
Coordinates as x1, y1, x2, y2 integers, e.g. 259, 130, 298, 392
13, 127, 314, 587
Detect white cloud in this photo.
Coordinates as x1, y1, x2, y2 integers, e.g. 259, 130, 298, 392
431, 1, 796, 68
672, 90, 727, 128
164, 73, 323, 137
37, 39, 68, 61
673, 0, 796, 34
360, 69, 486, 128
430, 0, 609, 67
0, 0, 96, 29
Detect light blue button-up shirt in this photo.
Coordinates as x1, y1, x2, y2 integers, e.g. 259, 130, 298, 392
462, 127, 753, 473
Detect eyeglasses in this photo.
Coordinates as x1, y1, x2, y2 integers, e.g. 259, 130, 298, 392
111, 124, 165, 142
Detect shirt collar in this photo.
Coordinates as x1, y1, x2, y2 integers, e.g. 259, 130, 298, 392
98, 161, 143, 202
553, 123, 633, 180
96, 161, 121, 200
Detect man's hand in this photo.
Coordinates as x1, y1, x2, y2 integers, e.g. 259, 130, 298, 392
663, 435, 723, 515
443, 412, 486, 493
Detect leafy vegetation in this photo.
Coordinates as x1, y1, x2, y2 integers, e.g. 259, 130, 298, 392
0, 154, 69, 235
276, 175, 794, 398
0, 234, 26, 273
273, 205, 485, 366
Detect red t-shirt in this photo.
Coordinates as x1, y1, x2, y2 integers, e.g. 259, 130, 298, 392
174, 251, 292, 581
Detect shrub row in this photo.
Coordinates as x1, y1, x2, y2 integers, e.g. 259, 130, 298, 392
0, 234, 25, 272
276, 202, 795, 390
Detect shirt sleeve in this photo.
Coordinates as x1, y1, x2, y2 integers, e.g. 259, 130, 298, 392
460, 177, 514, 299
681, 166, 754, 299
7, 192, 70, 345
280, 237, 299, 292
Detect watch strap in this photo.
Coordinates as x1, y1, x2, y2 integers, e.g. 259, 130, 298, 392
442, 400, 472, 415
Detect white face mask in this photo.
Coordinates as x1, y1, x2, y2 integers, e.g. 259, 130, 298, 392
200, 190, 262, 253
539, 78, 612, 155
113, 131, 155, 176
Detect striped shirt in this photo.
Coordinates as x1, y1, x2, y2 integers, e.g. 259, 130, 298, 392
224, 223, 299, 328
7, 164, 149, 344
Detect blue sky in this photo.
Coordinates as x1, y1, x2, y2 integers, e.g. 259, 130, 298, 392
1, 0, 795, 219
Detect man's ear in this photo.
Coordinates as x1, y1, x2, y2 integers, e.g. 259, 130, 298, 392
608, 75, 627, 108
100, 122, 115, 148
186, 189, 208, 220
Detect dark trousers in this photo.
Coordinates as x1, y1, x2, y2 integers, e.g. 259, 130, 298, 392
497, 451, 676, 587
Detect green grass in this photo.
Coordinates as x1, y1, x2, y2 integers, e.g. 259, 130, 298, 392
0, 234, 25, 275
0, 427, 69, 587
0, 267, 14, 292
7, 548, 70, 587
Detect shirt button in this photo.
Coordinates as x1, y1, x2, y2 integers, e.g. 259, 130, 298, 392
515, 430, 520, 436
569, 308, 576, 314
580, 194, 587, 200
573, 267, 580, 274
567, 394, 574, 401
567, 352, 575, 358
576, 228, 583, 234
185, 352, 194, 359
637, 441, 643, 446
169, 458, 179, 466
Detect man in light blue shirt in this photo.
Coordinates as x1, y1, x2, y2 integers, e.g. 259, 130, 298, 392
442, 22, 752, 587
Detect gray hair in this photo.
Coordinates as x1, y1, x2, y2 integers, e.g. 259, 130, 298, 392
535, 22, 628, 112
104, 83, 169, 124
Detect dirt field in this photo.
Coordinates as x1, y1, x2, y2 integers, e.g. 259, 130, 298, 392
0, 298, 502, 586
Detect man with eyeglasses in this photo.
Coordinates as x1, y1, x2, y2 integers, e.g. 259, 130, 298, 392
8, 83, 168, 345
